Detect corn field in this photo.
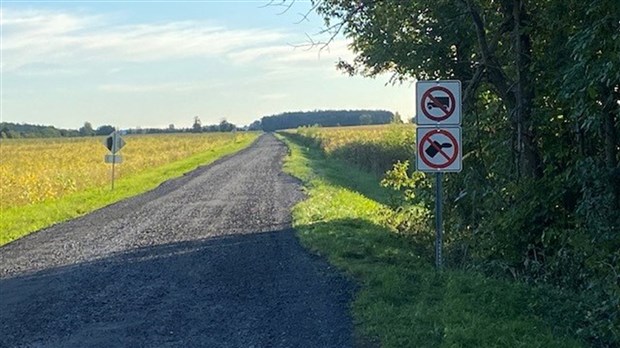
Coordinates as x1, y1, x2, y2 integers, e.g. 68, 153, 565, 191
286, 124, 415, 175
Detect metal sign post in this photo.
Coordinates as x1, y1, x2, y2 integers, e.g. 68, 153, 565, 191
111, 154, 116, 190
415, 80, 462, 270
435, 172, 443, 269
103, 131, 125, 190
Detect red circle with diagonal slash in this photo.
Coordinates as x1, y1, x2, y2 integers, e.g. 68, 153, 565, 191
421, 86, 456, 121
418, 129, 459, 169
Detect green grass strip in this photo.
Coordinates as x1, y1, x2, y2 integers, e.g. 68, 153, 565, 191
0, 133, 260, 245
277, 132, 584, 348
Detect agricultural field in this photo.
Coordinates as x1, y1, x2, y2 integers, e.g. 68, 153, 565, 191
1, 133, 255, 207
0, 132, 258, 244
285, 124, 415, 175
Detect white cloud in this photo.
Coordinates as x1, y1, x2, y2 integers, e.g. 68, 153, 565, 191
1, 8, 290, 72
228, 38, 354, 65
98, 82, 204, 93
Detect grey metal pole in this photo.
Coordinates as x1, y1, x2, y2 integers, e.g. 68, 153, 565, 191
435, 172, 443, 269
111, 155, 115, 190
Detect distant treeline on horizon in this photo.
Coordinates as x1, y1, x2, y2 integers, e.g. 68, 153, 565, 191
0, 121, 230, 139
1, 110, 397, 139
256, 110, 395, 132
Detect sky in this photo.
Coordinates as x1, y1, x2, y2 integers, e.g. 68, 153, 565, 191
1, 0, 414, 129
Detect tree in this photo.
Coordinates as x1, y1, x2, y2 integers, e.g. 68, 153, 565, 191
79, 122, 95, 137
1, 127, 10, 139
218, 119, 236, 132
95, 125, 115, 136
192, 116, 202, 133
248, 120, 262, 131
311, 0, 548, 176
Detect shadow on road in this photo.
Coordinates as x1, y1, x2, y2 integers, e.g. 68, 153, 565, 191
1, 229, 354, 348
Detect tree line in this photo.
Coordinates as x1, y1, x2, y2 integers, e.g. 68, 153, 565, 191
258, 109, 396, 131
0, 118, 240, 139
2, 110, 400, 138
0, 122, 112, 139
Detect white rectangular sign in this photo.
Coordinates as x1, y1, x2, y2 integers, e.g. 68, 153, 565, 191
416, 126, 462, 172
416, 80, 461, 125
105, 154, 123, 164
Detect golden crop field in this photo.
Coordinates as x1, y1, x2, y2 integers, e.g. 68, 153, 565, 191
287, 124, 415, 174
0, 132, 256, 208
292, 124, 414, 152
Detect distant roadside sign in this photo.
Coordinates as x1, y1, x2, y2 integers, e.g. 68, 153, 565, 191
104, 131, 125, 154
105, 154, 123, 164
416, 80, 461, 125
103, 130, 124, 190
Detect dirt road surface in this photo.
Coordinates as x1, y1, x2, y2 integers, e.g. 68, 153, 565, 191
0, 134, 354, 347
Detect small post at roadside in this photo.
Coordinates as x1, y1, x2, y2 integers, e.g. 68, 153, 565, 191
103, 130, 125, 190
414, 80, 462, 270
111, 153, 116, 190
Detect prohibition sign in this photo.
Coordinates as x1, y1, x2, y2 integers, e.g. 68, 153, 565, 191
421, 86, 456, 122
418, 129, 459, 169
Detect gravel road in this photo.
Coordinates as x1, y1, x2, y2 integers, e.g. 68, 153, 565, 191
0, 134, 354, 347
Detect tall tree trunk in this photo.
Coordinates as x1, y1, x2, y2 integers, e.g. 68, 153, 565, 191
604, 86, 620, 208
464, 0, 543, 178
603, 87, 619, 169
513, 0, 543, 178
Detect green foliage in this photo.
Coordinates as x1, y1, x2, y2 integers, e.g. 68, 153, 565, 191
284, 123, 619, 345
192, 116, 202, 133
95, 125, 115, 136
0, 122, 80, 138
307, 0, 619, 344
79, 121, 95, 137
261, 109, 393, 131
279, 133, 586, 348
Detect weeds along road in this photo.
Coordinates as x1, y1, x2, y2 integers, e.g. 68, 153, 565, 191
0, 134, 354, 348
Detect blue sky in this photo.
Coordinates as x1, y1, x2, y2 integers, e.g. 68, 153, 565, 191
1, 1, 413, 129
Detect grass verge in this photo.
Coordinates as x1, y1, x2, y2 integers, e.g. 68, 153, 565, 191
0, 134, 259, 245
277, 133, 584, 348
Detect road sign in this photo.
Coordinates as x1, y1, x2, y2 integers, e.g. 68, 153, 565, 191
416, 80, 461, 125
105, 154, 123, 164
104, 131, 125, 154
416, 127, 462, 172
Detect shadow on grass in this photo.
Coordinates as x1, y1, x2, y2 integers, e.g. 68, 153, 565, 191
296, 218, 586, 348
0, 229, 355, 348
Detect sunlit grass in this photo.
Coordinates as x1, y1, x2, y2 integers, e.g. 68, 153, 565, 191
278, 132, 584, 348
